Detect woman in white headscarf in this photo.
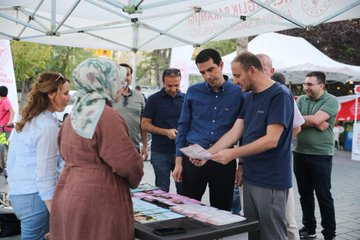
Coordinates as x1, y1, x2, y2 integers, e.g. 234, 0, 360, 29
50, 58, 144, 240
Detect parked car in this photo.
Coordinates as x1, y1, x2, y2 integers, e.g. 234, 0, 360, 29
54, 90, 77, 123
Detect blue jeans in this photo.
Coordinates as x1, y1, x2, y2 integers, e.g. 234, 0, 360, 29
293, 152, 336, 238
9, 193, 49, 240
151, 152, 182, 193
232, 184, 242, 214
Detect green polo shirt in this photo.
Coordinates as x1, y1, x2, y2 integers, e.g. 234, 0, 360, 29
113, 89, 145, 150
293, 91, 339, 156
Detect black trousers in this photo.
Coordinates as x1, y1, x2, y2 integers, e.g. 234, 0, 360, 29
182, 155, 236, 211
293, 152, 336, 238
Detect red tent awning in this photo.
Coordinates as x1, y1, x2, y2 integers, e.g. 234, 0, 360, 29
337, 96, 360, 121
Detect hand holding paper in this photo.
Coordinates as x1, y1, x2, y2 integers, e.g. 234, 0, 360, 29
179, 144, 212, 160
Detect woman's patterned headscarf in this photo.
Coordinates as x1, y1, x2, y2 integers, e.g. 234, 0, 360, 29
71, 58, 126, 139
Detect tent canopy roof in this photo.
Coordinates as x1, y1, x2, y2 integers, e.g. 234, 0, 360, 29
1, 0, 360, 51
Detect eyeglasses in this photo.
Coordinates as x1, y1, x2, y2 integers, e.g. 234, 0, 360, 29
302, 82, 319, 87
55, 73, 65, 82
163, 68, 181, 77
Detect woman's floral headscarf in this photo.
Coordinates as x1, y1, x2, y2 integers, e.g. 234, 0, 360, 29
71, 58, 126, 139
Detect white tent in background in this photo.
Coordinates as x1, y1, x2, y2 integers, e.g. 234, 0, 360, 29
222, 32, 360, 83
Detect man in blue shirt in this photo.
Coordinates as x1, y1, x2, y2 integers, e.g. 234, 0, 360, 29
142, 68, 184, 193
173, 48, 245, 211
206, 52, 294, 240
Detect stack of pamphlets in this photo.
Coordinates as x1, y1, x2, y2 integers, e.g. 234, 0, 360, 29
132, 184, 246, 226
130, 183, 159, 193
132, 189, 201, 206
170, 204, 246, 226
133, 198, 185, 224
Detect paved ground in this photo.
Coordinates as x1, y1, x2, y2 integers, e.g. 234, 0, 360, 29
1, 150, 359, 239
141, 150, 360, 240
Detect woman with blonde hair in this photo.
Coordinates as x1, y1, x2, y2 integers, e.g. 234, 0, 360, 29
7, 73, 71, 239
50, 58, 144, 240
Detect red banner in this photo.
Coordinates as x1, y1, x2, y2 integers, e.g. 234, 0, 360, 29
337, 97, 360, 121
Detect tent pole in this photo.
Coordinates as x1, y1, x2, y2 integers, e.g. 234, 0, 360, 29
51, 0, 56, 31
132, 51, 137, 89
132, 21, 139, 89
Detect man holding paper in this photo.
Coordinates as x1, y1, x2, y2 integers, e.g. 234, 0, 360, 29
199, 52, 294, 240
173, 48, 245, 211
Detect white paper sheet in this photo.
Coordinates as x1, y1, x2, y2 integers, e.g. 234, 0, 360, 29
179, 144, 212, 160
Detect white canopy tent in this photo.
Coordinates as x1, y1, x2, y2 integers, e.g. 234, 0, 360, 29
222, 32, 360, 83
1, 0, 360, 89
1, 0, 360, 52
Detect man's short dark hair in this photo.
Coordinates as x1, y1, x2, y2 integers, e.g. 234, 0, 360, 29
306, 71, 326, 84
232, 51, 263, 72
272, 72, 286, 85
119, 63, 133, 74
162, 68, 181, 82
0, 86, 8, 97
195, 48, 222, 66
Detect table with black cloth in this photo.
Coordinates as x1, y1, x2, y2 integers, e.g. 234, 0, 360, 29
132, 184, 259, 240
135, 217, 259, 240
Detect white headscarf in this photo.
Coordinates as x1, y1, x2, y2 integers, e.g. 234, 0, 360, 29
71, 58, 126, 139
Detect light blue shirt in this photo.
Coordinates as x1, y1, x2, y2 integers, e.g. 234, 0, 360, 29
7, 110, 63, 201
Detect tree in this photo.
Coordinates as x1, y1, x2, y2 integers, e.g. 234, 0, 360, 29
11, 41, 94, 107
281, 19, 360, 66
280, 19, 360, 96
11, 41, 53, 107
203, 39, 237, 56
46, 46, 94, 87
136, 49, 171, 86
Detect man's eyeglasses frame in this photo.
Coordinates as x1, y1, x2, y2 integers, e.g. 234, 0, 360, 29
302, 82, 320, 87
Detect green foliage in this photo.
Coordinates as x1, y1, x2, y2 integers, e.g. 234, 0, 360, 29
136, 49, 170, 86
11, 41, 94, 90
189, 74, 203, 86
46, 46, 94, 88
136, 58, 152, 85
135, 40, 237, 87
203, 39, 237, 56
281, 19, 360, 66
11, 41, 52, 88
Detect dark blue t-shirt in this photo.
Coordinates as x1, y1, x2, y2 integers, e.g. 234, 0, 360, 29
239, 82, 294, 189
142, 88, 185, 153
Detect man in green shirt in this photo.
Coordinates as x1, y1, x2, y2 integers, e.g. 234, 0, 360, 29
293, 71, 338, 240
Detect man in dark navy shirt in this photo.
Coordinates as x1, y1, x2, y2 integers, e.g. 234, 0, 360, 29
206, 52, 294, 240
142, 68, 184, 193
173, 49, 246, 211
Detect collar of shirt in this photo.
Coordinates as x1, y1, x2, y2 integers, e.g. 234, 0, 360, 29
205, 76, 230, 93
305, 90, 328, 102
160, 87, 184, 98
0, 96, 7, 104
123, 88, 133, 97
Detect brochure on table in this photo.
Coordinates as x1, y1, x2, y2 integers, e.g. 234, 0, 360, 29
132, 184, 246, 226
